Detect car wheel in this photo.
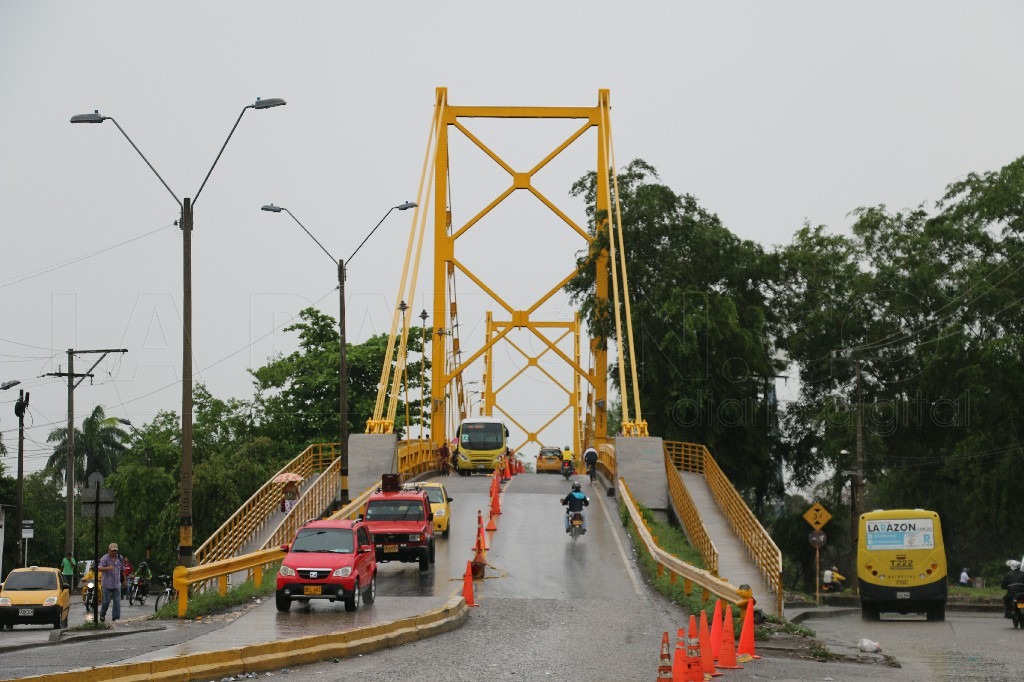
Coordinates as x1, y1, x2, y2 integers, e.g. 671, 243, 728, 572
443, 521, 450, 538
429, 539, 436, 563
362, 572, 376, 605
418, 548, 430, 572
344, 582, 361, 612
53, 613, 62, 630
275, 594, 291, 613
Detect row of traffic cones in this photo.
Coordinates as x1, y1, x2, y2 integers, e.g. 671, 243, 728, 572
657, 599, 760, 680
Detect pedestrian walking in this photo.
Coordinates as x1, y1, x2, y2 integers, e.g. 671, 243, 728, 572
98, 542, 125, 623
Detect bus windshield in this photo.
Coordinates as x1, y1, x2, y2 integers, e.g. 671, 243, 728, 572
460, 422, 504, 451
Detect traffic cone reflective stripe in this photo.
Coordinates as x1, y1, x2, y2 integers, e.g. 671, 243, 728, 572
710, 599, 723, 661
737, 599, 761, 659
699, 610, 722, 677
717, 606, 743, 669
657, 631, 673, 680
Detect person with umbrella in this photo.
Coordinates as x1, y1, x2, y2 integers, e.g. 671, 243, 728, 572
274, 472, 303, 513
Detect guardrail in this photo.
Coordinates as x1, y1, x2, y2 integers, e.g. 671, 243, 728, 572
172, 547, 285, 618
195, 443, 337, 567
619, 477, 741, 607
664, 440, 783, 617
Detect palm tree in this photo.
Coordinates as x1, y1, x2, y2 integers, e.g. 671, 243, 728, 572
44, 405, 127, 487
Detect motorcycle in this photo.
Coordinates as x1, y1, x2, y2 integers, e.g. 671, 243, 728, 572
821, 578, 845, 593
83, 580, 97, 612
1012, 593, 1024, 629
128, 575, 148, 606
567, 511, 585, 541
561, 460, 573, 480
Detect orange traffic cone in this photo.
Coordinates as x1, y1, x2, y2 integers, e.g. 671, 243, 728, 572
490, 487, 502, 516
671, 627, 686, 681
717, 607, 743, 670
657, 631, 673, 680
699, 610, 722, 677
462, 560, 478, 607
710, 599, 723, 661
682, 614, 702, 681
737, 599, 760, 659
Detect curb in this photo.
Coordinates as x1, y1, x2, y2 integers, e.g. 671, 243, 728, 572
20, 594, 469, 682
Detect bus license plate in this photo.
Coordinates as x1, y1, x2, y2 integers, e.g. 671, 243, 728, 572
303, 586, 322, 596
18, 609, 32, 616
384, 544, 399, 553
896, 591, 910, 599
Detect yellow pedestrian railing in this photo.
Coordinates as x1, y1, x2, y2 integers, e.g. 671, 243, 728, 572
664, 440, 783, 617
619, 478, 740, 606
172, 547, 285, 618
663, 451, 719, 576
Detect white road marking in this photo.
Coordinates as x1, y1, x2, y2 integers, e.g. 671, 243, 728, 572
593, 484, 645, 595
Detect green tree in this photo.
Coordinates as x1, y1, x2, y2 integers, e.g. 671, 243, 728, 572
20, 472, 65, 570
565, 160, 785, 501
43, 405, 127, 488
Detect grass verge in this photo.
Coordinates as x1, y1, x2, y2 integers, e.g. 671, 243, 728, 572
154, 563, 280, 620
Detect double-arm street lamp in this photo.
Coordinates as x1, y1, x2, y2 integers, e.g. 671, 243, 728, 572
71, 96, 287, 566
261, 201, 417, 505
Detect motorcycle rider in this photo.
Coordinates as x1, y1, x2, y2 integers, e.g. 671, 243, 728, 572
1001, 559, 1024, 618
560, 481, 589, 534
135, 561, 154, 597
583, 445, 598, 479
823, 565, 845, 592
560, 446, 575, 477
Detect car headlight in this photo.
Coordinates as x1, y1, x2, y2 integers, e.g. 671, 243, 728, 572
332, 567, 352, 578
279, 565, 296, 577
408, 534, 422, 542
434, 509, 445, 516
0, 598, 10, 606
43, 597, 57, 606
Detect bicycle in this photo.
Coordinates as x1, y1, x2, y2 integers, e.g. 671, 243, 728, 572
154, 574, 177, 613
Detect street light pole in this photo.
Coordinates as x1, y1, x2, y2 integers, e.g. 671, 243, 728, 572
72, 96, 287, 566
261, 201, 417, 505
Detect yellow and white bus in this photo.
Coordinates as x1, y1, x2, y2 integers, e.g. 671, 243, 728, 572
857, 508, 948, 621
454, 417, 509, 475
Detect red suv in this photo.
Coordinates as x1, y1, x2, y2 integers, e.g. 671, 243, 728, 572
275, 519, 376, 613
363, 475, 435, 572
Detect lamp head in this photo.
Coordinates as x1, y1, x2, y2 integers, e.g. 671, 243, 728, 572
70, 110, 107, 124
0, 380, 20, 390
252, 97, 287, 110
420, 309, 428, 322
261, 204, 285, 213
396, 201, 417, 211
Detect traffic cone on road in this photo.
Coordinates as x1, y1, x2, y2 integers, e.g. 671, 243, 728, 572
462, 560, 478, 607
716, 607, 743, 670
671, 627, 686, 681
657, 631, 673, 680
737, 599, 761, 659
710, 599, 723, 661
682, 614, 702, 681
699, 610, 722, 677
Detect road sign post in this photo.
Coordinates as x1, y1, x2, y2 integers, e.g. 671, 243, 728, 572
81, 472, 115, 623
804, 503, 831, 605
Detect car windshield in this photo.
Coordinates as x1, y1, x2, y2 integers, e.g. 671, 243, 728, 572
540, 449, 560, 458
4, 571, 57, 591
366, 500, 425, 521
460, 422, 504, 450
424, 488, 445, 504
291, 528, 354, 553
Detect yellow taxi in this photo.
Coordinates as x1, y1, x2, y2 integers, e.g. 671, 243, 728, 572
0, 566, 71, 630
420, 482, 452, 536
535, 446, 563, 473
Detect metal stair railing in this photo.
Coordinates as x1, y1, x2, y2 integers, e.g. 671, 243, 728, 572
663, 445, 719, 576
194, 442, 337, 567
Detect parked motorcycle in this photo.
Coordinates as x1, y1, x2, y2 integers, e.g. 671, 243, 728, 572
128, 575, 148, 606
561, 460, 573, 480
567, 511, 585, 541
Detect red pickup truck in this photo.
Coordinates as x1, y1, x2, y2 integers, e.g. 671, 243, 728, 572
362, 475, 436, 572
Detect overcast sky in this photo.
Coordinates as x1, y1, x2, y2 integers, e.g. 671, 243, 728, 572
3, 1, 1023, 473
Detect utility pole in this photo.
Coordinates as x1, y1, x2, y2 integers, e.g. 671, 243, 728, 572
853, 359, 865, 545
14, 390, 28, 567
45, 348, 128, 558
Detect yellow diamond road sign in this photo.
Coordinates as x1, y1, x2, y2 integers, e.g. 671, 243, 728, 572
803, 502, 832, 530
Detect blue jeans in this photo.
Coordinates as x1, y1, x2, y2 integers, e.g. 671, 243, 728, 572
100, 585, 121, 621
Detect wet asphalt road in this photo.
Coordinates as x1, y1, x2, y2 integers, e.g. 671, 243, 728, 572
5, 472, 1019, 680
